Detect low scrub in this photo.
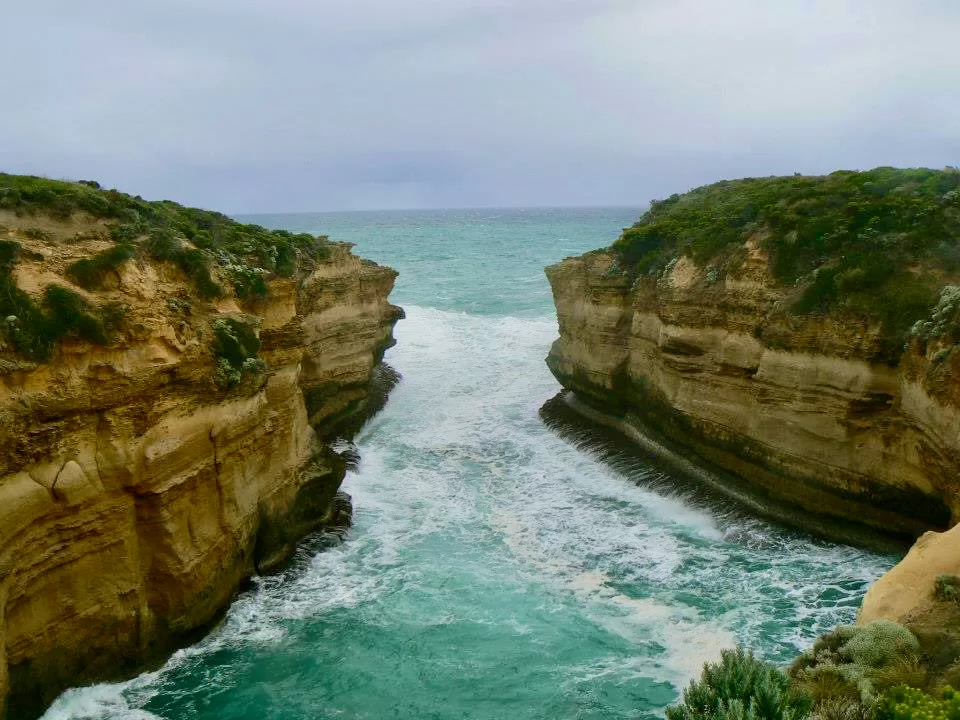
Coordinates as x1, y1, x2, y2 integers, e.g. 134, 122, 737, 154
1, 172, 332, 304
612, 167, 960, 356
666, 647, 811, 720
790, 621, 922, 706
211, 317, 266, 389
876, 686, 960, 720
66, 243, 136, 289
0, 240, 126, 360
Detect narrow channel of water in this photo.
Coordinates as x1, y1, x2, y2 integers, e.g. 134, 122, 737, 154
45, 208, 895, 720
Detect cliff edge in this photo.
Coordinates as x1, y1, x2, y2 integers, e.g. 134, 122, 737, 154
546, 168, 960, 543
0, 175, 403, 718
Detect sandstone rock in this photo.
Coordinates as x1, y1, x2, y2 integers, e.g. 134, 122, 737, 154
546, 250, 959, 541
0, 226, 401, 718
860, 525, 960, 625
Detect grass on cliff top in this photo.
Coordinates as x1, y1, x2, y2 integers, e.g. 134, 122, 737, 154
612, 167, 960, 353
0, 240, 125, 361
0, 173, 331, 299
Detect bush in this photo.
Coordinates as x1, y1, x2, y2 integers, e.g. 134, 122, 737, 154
876, 686, 960, 720
666, 647, 811, 720
935, 576, 960, 603
841, 622, 920, 670
228, 264, 268, 302
0, 242, 125, 360
144, 231, 221, 299
43, 285, 110, 345
790, 623, 923, 710
66, 243, 136, 289
211, 317, 266, 389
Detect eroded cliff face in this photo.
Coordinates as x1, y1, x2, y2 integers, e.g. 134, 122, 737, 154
0, 225, 402, 718
546, 248, 960, 542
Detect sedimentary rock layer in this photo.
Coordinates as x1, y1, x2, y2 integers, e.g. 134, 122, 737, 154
0, 235, 402, 718
546, 249, 960, 542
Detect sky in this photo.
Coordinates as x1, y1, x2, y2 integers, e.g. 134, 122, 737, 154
2, 0, 959, 213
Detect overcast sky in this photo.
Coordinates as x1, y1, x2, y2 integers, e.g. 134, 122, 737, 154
2, 0, 958, 212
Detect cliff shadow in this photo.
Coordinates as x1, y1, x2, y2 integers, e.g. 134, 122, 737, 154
539, 390, 909, 556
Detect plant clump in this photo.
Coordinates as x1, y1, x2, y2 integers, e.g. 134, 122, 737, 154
0, 242, 125, 361
790, 622, 925, 716
910, 287, 960, 345
875, 685, 960, 720
666, 647, 812, 720
935, 576, 960, 603
66, 243, 136, 289
211, 317, 266, 389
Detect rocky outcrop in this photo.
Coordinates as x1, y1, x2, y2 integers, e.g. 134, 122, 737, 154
861, 525, 960, 625
858, 525, 960, 678
0, 227, 402, 718
546, 248, 960, 543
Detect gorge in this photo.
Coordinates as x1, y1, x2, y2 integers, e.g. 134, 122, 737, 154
2, 174, 956, 719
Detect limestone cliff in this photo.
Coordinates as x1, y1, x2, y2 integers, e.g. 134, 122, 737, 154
0, 178, 402, 718
546, 169, 960, 544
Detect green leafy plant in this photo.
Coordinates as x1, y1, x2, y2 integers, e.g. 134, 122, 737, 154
211, 317, 266, 389
841, 622, 921, 670
0, 240, 125, 360
666, 647, 811, 720
144, 230, 221, 299
790, 622, 923, 710
66, 243, 136, 289
876, 686, 960, 720
935, 576, 960, 603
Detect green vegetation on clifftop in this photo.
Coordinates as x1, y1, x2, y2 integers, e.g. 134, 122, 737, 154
0, 172, 334, 364
0, 239, 124, 361
0, 173, 331, 299
612, 167, 960, 354
672, 621, 960, 720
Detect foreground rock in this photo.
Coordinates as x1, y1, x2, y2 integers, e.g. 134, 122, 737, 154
546, 169, 960, 543
0, 176, 402, 718
859, 525, 960, 674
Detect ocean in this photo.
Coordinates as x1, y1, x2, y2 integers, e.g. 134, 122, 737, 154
43, 207, 895, 720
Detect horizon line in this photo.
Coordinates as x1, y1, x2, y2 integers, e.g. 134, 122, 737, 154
232, 202, 647, 217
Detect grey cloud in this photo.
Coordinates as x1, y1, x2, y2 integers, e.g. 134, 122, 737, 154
1, 0, 958, 211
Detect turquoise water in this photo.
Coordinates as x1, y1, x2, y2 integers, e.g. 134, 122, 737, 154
44, 208, 895, 720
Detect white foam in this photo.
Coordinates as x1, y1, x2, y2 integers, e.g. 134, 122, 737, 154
43, 305, 894, 717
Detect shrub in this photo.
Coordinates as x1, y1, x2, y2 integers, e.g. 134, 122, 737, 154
841, 622, 920, 670
812, 697, 873, 720
43, 285, 110, 345
66, 243, 136, 289
212, 358, 242, 390
0, 240, 125, 360
870, 657, 929, 694
144, 231, 221, 299
211, 317, 265, 389
666, 647, 811, 720
875, 685, 960, 720
935, 576, 960, 603
790, 623, 922, 711
228, 264, 268, 302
